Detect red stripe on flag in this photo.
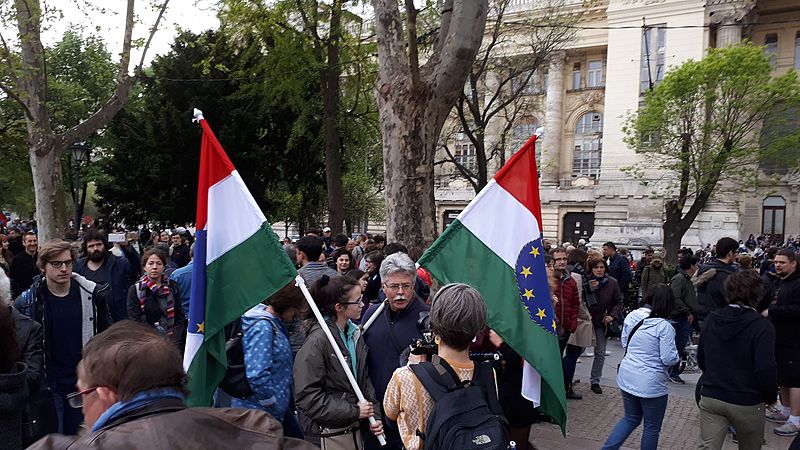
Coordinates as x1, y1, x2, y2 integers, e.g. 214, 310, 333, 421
493, 135, 543, 226
196, 118, 236, 230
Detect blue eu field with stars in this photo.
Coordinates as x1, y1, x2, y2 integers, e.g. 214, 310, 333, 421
515, 238, 556, 335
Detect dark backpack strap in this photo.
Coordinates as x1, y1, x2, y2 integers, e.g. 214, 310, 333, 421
472, 361, 503, 417
623, 319, 646, 356
409, 356, 464, 402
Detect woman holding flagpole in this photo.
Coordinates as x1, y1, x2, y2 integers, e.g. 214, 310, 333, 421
294, 275, 383, 449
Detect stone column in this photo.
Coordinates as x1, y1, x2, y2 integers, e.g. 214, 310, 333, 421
711, 2, 755, 48
717, 18, 743, 47
541, 51, 565, 186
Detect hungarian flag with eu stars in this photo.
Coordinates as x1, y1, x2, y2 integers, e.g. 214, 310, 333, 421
417, 134, 567, 433
183, 111, 297, 407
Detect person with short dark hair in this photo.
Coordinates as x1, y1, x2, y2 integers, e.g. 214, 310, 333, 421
697, 271, 777, 449
296, 236, 339, 289
9, 231, 39, 299
667, 255, 701, 384
331, 248, 355, 275
169, 231, 190, 269
126, 249, 186, 349
696, 237, 739, 323
27, 321, 315, 450
763, 250, 800, 436
294, 276, 383, 448
362, 250, 384, 303
14, 240, 111, 435
635, 248, 655, 288
325, 234, 351, 268
603, 242, 632, 294
602, 285, 679, 450
74, 229, 141, 323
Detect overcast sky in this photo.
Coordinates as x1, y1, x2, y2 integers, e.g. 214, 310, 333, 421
41, 0, 221, 68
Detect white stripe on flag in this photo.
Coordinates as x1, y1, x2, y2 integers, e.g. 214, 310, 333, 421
206, 171, 267, 264
183, 332, 204, 371
521, 361, 542, 407
457, 179, 541, 269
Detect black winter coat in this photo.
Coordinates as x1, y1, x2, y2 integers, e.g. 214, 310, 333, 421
0, 362, 28, 450
74, 248, 140, 323
767, 269, 800, 356
698, 306, 776, 406
10, 307, 43, 392
696, 260, 736, 317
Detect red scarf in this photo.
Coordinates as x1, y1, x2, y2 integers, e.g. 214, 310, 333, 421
138, 275, 176, 335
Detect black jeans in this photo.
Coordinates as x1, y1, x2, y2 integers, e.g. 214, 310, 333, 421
562, 344, 583, 389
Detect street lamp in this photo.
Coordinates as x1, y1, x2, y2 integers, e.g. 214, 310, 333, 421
68, 143, 92, 231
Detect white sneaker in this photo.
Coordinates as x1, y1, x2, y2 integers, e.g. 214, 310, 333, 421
584, 352, 594, 357
605, 351, 611, 356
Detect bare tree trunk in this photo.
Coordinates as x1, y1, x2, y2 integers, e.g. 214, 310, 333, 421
373, 0, 488, 246
378, 100, 440, 245
30, 140, 68, 240
321, 64, 346, 234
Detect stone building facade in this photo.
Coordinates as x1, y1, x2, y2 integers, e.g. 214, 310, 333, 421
434, 0, 800, 252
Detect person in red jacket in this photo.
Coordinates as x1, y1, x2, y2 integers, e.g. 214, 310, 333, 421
549, 248, 580, 368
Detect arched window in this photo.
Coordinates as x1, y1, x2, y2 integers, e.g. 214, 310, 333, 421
511, 119, 541, 164
573, 112, 602, 177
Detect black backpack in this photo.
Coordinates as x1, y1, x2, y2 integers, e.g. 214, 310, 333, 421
410, 356, 511, 450
219, 318, 253, 398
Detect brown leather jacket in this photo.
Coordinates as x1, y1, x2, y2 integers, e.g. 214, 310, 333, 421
27, 398, 315, 450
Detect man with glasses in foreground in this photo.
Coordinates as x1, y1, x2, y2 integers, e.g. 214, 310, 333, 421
14, 240, 111, 435
28, 321, 314, 450
361, 252, 430, 449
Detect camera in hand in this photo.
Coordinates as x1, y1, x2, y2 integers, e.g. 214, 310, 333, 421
402, 312, 500, 364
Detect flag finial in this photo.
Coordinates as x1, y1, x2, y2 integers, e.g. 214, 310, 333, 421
193, 108, 204, 123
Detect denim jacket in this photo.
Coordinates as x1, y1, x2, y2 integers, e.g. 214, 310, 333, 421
231, 304, 293, 421
616, 308, 679, 398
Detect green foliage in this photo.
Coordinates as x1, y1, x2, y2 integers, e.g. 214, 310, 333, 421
96, 29, 326, 225
220, 0, 383, 229
623, 42, 800, 201
47, 31, 116, 133
0, 99, 34, 216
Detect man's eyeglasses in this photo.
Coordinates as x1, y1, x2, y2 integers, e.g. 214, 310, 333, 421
66, 386, 99, 408
48, 260, 74, 269
385, 283, 413, 292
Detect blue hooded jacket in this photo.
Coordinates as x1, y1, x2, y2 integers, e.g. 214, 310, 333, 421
231, 304, 293, 421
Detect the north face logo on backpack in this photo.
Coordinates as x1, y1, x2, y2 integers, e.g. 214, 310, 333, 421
472, 435, 492, 445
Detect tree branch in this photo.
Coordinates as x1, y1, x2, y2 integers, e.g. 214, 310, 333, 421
57, 0, 170, 149
0, 81, 34, 121
405, 0, 421, 91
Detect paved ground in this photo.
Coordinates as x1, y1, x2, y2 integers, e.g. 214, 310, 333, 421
527, 338, 795, 449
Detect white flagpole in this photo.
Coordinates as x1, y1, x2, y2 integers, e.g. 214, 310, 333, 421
360, 300, 386, 333
294, 275, 386, 446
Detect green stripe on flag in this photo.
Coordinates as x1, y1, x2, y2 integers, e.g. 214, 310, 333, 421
186, 222, 296, 407
418, 220, 567, 433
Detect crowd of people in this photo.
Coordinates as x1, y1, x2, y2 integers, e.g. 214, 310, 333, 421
1, 216, 800, 449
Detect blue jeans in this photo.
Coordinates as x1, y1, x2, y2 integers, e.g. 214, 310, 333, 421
602, 390, 668, 450
669, 316, 692, 377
